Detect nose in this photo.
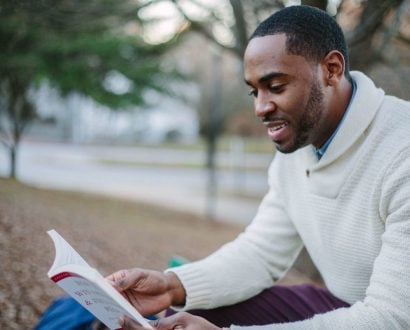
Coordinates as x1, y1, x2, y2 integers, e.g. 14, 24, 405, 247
254, 91, 276, 118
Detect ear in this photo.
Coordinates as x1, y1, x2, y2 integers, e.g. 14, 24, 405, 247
321, 50, 345, 86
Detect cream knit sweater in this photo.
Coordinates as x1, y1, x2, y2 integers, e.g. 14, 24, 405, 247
170, 72, 410, 329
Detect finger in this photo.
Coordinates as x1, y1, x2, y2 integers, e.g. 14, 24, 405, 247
106, 270, 127, 287
120, 315, 152, 330
105, 277, 122, 292
124, 289, 139, 306
109, 269, 143, 290
152, 313, 187, 330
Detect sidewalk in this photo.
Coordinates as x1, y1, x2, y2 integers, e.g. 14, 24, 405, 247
0, 140, 273, 225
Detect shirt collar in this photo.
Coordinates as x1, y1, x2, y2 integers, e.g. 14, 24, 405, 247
314, 80, 357, 160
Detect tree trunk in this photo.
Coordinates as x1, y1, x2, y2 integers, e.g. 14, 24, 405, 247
206, 49, 223, 221
301, 0, 328, 11
9, 143, 17, 179
7, 80, 26, 180
347, 0, 404, 71
229, 0, 248, 57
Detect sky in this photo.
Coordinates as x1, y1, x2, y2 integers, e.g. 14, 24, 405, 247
138, 0, 343, 44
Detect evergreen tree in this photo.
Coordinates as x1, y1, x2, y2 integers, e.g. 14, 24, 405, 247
0, 0, 181, 179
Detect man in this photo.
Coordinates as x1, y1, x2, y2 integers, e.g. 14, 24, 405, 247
109, 5, 410, 329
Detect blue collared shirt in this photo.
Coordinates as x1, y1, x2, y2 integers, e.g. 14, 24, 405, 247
314, 80, 357, 159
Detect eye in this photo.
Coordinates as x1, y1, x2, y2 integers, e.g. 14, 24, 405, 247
269, 84, 285, 93
248, 89, 257, 97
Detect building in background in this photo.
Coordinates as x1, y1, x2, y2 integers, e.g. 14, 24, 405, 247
28, 81, 200, 144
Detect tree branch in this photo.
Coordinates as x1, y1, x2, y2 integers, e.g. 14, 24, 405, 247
346, 0, 403, 46
170, 0, 240, 56
229, 0, 248, 56
188, 20, 239, 55
397, 32, 410, 45
301, 0, 327, 11
0, 138, 11, 150
375, 0, 409, 55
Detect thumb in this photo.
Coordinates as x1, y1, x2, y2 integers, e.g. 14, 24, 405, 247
107, 269, 138, 290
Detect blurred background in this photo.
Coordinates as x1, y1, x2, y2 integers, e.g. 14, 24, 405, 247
1, 0, 409, 223
1, 1, 409, 328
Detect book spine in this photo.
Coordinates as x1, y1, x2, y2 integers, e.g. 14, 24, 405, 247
51, 272, 80, 282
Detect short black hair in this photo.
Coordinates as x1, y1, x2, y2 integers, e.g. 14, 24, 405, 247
250, 5, 351, 80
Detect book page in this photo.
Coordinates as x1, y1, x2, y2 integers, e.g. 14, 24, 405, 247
54, 271, 150, 329
47, 229, 153, 329
47, 229, 91, 273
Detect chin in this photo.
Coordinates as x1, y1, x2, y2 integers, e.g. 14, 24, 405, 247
275, 144, 297, 154
274, 139, 306, 154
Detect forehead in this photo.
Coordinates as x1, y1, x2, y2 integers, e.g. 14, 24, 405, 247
244, 34, 312, 83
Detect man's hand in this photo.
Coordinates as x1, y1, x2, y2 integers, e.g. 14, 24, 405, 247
107, 268, 186, 316
120, 312, 223, 330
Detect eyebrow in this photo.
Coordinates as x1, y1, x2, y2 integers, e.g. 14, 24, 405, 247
244, 71, 287, 86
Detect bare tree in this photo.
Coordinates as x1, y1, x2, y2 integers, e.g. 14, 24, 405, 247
302, 0, 327, 10
345, 0, 406, 71
170, 0, 284, 57
151, 0, 409, 72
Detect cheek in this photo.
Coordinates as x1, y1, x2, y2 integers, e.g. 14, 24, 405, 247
278, 90, 310, 118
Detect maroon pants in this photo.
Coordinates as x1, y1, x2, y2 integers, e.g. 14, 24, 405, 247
182, 284, 350, 327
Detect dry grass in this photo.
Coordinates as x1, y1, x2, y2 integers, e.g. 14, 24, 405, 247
0, 178, 242, 329
0, 177, 318, 329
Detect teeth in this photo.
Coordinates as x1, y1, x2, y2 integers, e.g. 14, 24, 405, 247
272, 123, 286, 131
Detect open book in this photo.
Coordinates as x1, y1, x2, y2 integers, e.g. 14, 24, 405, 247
47, 229, 153, 329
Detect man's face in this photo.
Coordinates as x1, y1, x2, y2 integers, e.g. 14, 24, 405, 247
244, 34, 327, 153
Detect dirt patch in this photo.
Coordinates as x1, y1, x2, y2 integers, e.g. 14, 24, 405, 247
0, 178, 242, 329
0, 178, 318, 329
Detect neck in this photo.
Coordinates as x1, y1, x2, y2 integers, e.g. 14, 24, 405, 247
314, 77, 353, 148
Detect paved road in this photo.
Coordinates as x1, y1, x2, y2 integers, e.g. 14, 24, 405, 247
0, 140, 273, 225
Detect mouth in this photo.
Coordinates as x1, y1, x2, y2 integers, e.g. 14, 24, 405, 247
270, 122, 288, 131
264, 120, 289, 141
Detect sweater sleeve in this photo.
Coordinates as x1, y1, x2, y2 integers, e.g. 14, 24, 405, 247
169, 158, 303, 310
231, 148, 410, 329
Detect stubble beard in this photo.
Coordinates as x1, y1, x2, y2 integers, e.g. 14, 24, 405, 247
276, 79, 325, 154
